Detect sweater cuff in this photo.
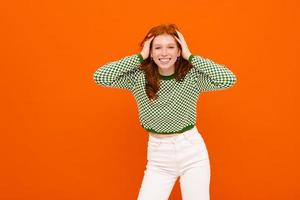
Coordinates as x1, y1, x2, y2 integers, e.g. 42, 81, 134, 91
137, 53, 144, 63
188, 54, 194, 62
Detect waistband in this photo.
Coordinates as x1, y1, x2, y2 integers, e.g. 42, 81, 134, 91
148, 126, 200, 143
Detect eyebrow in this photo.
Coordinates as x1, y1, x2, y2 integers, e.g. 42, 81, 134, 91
153, 43, 176, 46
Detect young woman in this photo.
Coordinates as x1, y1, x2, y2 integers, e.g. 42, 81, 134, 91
93, 24, 237, 200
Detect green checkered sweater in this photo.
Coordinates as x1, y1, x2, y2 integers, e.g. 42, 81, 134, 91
94, 53, 237, 134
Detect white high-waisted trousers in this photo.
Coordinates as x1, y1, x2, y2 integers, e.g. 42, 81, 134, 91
137, 126, 211, 200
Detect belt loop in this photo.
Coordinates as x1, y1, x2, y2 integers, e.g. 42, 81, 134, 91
183, 131, 188, 141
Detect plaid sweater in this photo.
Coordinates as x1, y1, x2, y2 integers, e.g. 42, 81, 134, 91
93, 54, 237, 134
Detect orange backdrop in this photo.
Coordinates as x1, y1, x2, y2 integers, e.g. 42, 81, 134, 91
1, 0, 299, 199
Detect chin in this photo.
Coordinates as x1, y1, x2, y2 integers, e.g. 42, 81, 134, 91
156, 61, 176, 69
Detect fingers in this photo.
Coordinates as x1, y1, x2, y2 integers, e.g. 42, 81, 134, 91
175, 30, 182, 37
176, 30, 184, 36
174, 36, 181, 44
144, 36, 154, 46
148, 35, 154, 41
148, 35, 154, 42
146, 34, 154, 40
142, 36, 154, 50
175, 30, 184, 40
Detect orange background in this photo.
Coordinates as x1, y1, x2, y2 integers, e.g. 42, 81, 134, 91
1, 0, 299, 199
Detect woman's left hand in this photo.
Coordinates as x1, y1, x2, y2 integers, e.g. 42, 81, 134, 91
175, 30, 192, 60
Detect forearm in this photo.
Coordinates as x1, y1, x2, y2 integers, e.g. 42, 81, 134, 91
189, 54, 237, 89
93, 54, 143, 87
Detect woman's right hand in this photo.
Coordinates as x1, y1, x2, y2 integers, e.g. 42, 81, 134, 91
140, 35, 154, 60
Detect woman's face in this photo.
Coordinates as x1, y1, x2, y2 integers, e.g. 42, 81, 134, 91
150, 34, 181, 75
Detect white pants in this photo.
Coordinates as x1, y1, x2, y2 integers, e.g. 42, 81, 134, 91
137, 126, 211, 200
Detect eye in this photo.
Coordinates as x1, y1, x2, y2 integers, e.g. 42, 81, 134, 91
154, 46, 175, 49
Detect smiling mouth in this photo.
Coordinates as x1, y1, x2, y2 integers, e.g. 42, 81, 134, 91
159, 58, 171, 63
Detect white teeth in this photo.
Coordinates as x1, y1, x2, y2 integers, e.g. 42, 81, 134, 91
160, 58, 171, 60
159, 58, 171, 62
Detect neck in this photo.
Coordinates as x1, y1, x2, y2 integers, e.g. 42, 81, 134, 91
158, 66, 175, 76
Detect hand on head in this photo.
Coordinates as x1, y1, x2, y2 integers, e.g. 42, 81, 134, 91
140, 30, 192, 61
174, 30, 192, 60
140, 35, 155, 60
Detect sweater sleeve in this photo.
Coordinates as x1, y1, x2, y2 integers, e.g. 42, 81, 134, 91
189, 54, 237, 91
93, 54, 144, 91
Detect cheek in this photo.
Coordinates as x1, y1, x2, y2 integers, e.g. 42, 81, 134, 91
152, 52, 160, 58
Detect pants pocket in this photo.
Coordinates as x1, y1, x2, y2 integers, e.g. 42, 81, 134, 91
147, 139, 162, 153
184, 132, 204, 145
147, 139, 163, 161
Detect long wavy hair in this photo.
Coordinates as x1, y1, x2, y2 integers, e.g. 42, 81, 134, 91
138, 24, 193, 101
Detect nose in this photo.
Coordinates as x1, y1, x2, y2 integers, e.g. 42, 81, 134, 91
162, 48, 168, 56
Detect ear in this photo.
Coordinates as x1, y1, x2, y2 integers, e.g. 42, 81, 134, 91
177, 49, 181, 57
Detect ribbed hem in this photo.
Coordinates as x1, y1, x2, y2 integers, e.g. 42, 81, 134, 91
141, 124, 195, 134
159, 73, 175, 80
137, 53, 144, 63
188, 54, 195, 62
